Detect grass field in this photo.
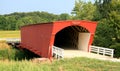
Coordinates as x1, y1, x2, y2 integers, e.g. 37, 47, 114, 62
0, 57, 120, 71
0, 31, 20, 38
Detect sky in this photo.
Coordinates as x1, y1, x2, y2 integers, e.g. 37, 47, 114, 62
0, 0, 94, 15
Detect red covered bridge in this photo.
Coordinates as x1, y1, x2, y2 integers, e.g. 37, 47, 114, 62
20, 20, 97, 59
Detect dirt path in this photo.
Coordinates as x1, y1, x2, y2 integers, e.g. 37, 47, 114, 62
64, 50, 120, 62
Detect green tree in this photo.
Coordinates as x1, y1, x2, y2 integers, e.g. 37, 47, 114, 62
58, 13, 70, 20
95, 0, 112, 19
72, 0, 96, 20
95, 0, 120, 43
94, 0, 120, 57
0, 11, 59, 30
108, 0, 120, 42
93, 19, 114, 47
0, 15, 6, 30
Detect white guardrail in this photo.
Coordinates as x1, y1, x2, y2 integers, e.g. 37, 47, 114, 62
6, 38, 20, 43
0, 38, 21, 43
52, 46, 64, 59
90, 46, 114, 58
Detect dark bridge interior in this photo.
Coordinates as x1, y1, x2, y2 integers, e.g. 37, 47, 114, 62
54, 26, 89, 49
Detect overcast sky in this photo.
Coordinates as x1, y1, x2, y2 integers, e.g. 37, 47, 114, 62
0, 0, 94, 15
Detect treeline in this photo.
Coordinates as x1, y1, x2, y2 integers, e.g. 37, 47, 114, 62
0, 12, 70, 30
0, 0, 120, 57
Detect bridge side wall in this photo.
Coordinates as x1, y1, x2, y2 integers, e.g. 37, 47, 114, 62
20, 23, 53, 58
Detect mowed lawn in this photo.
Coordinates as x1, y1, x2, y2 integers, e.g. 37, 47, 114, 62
0, 57, 120, 71
0, 31, 20, 38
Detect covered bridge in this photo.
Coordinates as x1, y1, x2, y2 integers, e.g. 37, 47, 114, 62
20, 20, 97, 59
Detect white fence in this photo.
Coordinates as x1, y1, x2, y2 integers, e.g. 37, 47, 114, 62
52, 46, 64, 59
90, 46, 114, 58
6, 38, 21, 43
0, 38, 20, 43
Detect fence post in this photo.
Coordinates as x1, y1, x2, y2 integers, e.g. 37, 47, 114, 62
111, 49, 114, 58
103, 48, 105, 56
97, 47, 99, 54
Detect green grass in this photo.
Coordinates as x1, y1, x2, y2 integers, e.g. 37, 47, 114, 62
0, 31, 20, 38
0, 57, 120, 71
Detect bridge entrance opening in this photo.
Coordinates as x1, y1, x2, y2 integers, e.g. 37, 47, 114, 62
54, 26, 90, 52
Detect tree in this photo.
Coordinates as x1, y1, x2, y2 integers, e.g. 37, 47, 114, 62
108, 0, 120, 42
0, 15, 6, 30
95, 0, 112, 19
72, 0, 96, 20
95, 0, 120, 43
93, 19, 114, 47
0, 11, 59, 30
58, 13, 70, 20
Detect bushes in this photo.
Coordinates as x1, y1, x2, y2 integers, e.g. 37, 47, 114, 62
0, 49, 12, 60
0, 40, 10, 49
0, 47, 40, 60
110, 43, 120, 58
0, 48, 21, 60
0, 40, 40, 60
